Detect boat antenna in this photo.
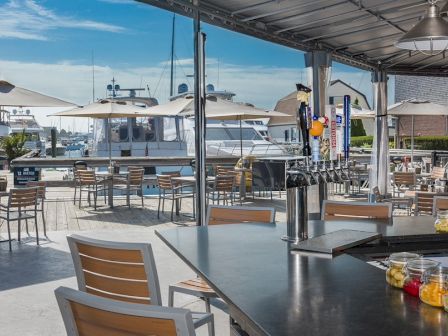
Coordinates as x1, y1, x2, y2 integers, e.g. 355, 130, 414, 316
169, 13, 176, 97
92, 50, 95, 102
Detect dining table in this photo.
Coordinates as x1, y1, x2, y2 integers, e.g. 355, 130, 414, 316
95, 171, 129, 208
156, 217, 448, 336
169, 176, 215, 217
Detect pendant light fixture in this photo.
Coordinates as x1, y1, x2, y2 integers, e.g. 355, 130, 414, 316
395, 0, 448, 56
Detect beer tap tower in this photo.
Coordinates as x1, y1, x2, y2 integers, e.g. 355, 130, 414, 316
282, 85, 351, 243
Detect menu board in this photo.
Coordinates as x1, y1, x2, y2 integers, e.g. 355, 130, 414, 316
14, 167, 40, 186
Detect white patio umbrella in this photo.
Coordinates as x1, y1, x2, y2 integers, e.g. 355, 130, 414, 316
51, 99, 145, 164
388, 99, 448, 162
0, 80, 75, 107
336, 106, 375, 119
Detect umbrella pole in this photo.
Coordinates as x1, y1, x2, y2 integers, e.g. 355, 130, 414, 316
411, 115, 414, 166
108, 117, 112, 166
240, 118, 243, 159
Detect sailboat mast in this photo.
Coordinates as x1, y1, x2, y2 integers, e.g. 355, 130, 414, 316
90, 50, 95, 134
169, 14, 176, 97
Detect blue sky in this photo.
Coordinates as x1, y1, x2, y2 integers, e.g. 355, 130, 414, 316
0, 0, 391, 130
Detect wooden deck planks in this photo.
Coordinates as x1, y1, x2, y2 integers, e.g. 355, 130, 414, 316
1, 188, 286, 234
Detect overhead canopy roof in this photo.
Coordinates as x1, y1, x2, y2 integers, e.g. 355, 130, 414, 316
137, 0, 448, 77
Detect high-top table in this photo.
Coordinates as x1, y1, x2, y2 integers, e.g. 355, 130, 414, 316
156, 218, 448, 336
95, 171, 129, 207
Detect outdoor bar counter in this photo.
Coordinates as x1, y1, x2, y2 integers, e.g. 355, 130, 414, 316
156, 218, 448, 336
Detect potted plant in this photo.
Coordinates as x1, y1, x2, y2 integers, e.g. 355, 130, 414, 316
1, 132, 28, 172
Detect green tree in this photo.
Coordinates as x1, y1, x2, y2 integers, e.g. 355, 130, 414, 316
1, 132, 28, 164
351, 119, 366, 137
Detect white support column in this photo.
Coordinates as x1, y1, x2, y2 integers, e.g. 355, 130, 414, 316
371, 69, 389, 197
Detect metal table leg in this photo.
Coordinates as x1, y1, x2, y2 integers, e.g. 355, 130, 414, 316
108, 178, 114, 208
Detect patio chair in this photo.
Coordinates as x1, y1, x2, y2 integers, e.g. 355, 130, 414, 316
55, 286, 197, 336
67, 234, 213, 334
114, 167, 145, 208
0, 187, 39, 251
26, 181, 47, 236
321, 200, 392, 221
433, 196, 448, 216
207, 175, 235, 205
372, 186, 413, 216
425, 166, 446, 187
73, 165, 87, 205
392, 172, 416, 197
413, 192, 448, 216
77, 170, 106, 210
168, 205, 275, 336
157, 174, 195, 220
206, 205, 276, 225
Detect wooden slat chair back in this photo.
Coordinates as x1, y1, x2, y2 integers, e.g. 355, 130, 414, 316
128, 168, 144, 187
9, 187, 39, 208
393, 172, 416, 187
1, 187, 40, 250
67, 235, 162, 306
206, 205, 275, 225
26, 181, 46, 199
431, 166, 446, 180
213, 175, 235, 192
78, 170, 97, 186
392, 172, 416, 196
322, 200, 392, 221
73, 166, 88, 185
157, 174, 174, 190
433, 196, 448, 215
55, 287, 196, 336
415, 192, 437, 215
216, 166, 239, 182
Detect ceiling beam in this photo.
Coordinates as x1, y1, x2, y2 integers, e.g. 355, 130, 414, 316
276, 1, 425, 35
414, 55, 448, 71
240, 0, 327, 22
346, 0, 406, 33
334, 33, 402, 50
231, 1, 276, 15
302, 14, 419, 43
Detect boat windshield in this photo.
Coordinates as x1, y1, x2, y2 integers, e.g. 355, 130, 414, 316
206, 127, 262, 141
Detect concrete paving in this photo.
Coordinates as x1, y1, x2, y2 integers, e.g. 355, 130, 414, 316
0, 227, 231, 336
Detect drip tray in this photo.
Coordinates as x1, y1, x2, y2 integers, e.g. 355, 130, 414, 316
291, 230, 381, 254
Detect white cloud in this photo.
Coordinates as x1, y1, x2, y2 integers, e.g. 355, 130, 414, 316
0, 0, 125, 41
0, 57, 376, 131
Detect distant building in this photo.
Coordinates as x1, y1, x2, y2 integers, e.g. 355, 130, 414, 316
395, 75, 448, 139
269, 80, 373, 142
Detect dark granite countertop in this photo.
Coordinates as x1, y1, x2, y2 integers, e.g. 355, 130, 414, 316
156, 220, 448, 336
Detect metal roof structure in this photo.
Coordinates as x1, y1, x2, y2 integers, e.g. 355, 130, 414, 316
137, 0, 448, 76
